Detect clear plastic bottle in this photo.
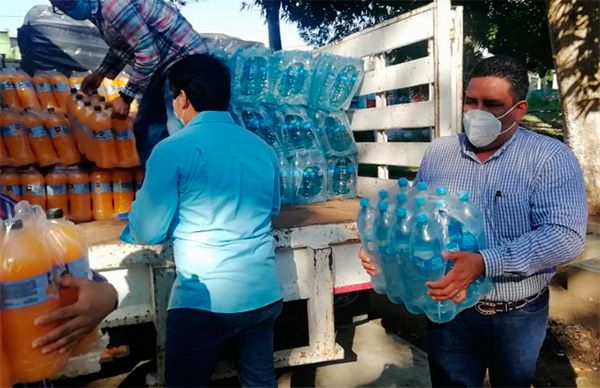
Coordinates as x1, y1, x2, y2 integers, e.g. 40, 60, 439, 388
277, 107, 320, 156
387, 206, 411, 304
278, 154, 293, 205
357, 197, 385, 294
231, 47, 271, 103
290, 151, 328, 204
326, 155, 357, 199
314, 111, 357, 157
268, 50, 312, 105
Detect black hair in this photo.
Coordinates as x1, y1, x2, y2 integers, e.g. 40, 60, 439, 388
468, 55, 529, 103
168, 54, 231, 112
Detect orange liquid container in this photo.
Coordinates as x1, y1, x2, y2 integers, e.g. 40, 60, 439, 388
67, 94, 87, 154
0, 219, 69, 383
90, 169, 114, 221
112, 169, 133, 214
0, 168, 21, 201
0, 69, 22, 109
68, 71, 88, 91
0, 335, 13, 388
46, 169, 69, 216
13, 70, 41, 110
49, 72, 70, 114
89, 106, 118, 169
79, 101, 95, 159
44, 108, 81, 166
0, 107, 35, 166
33, 72, 59, 111
67, 168, 92, 222
21, 168, 47, 210
0, 136, 13, 166
112, 117, 140, 168
21, 109, 59, 167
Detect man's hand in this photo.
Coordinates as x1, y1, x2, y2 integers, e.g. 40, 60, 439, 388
359, 248, 378, 276
32, 277, 118, 354
109, 96, 131, 119
81, 72, 104, 95
426, 251, 485, 301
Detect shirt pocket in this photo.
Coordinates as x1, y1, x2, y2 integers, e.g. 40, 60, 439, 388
492, 191, 531, 241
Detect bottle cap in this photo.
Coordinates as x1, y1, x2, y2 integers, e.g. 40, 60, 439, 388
359, 197, 370, 208
94, 106, 102, 112
396, 192, 408, 204
70, 88, 78, 93
415, 196, 426, 206
397, 178, 409, 187
47, 208, 64, 219
3, 219, 23, 229
378, 201, 389, 212
395, 207, 407, 217
436, 186, 448, 196
459, 192, 469, 202
415, 213, 428, 223
47, 107, 55, 113
378, 190, 389, 200
416, 182, 428, 191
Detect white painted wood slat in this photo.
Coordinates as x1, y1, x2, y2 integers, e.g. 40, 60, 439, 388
357, 56, 434, 96
319, 8, 435, 59
357, 142, 429, 167
357, 177, 402, 198
349, 101, 435, 131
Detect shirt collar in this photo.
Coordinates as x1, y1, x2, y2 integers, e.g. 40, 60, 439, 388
188, 111, 235, 127
459, 127, 524, 163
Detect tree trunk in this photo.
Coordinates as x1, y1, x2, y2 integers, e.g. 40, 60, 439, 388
547, 0, 600, 216
265, 0, 283, 51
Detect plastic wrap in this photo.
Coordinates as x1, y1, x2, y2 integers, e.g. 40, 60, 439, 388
0, 202, 69, 383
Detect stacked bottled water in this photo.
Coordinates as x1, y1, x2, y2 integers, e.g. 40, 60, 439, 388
356, 179, 493, 323
227, 45, 364, 205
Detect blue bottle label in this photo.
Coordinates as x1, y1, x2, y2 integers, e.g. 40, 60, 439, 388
16, 80, 34, 90
92, 129, 114, 141
35, 82, 53, 93
114, 129, 133, 141
1, 271, 56, 310
26, 125, 49, 139
24, 183, 45, 196
68, 183, 90, 194
1, 124, 22, 137
92, 181, 112, 193
1, 184, 22, 196
47, 183, 67, 196
55, 256, 90, 280
52, 82, 69, 92
113, 181, 133, 192
0, 81, 16, 91
49, 125, 71, 138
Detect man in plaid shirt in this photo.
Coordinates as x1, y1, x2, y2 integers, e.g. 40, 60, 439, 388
50, 0, 207, 163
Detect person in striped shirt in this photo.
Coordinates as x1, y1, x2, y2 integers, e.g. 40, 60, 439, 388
49, 0, 207, 163
360, 55, 587, 387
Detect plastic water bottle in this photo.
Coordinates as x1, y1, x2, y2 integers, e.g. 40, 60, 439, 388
378, 189, 389, 203
397, 178, 411, 193
291, 151, 327, 204
327, 156, 357, 199
357, 198, 386, 294
269, 50, 312, 105
454, 192, 486, 252
278, 155, 293, 205
309, 54, 364, 112
231, 104, 286, 156
231, 47, 271, 103
407, 213, 447, 316
387, 207, 411, 303
395, 192, 408, 208
277, 107, 320, 156
315, 111, 357, 157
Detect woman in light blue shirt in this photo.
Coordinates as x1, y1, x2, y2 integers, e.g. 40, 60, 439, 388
121, 54, 283, 387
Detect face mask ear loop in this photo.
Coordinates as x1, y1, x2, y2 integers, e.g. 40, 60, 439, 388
496, 101, 521, 120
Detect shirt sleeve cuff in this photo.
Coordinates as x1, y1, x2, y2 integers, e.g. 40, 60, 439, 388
479, 248, 504, 277
96, 64, 121, 80
122, 84, 144, 101
119, 224, 136, 244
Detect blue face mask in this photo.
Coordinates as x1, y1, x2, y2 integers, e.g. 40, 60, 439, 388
63, 0, 93, 20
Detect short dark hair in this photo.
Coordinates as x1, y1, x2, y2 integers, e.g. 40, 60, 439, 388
468, 55, 529, 103
168, 54, 231, 112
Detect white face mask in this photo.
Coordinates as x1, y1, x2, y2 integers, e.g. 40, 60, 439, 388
463, 102, 520, 148
174, 93, 187, 125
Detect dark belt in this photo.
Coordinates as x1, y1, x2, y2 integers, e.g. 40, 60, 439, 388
474, 287, 548, 315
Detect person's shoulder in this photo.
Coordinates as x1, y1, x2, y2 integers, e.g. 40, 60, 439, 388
518, 127, 573, 156
427, 133, 462, 154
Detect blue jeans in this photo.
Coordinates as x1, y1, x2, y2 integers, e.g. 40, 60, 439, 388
426, 289, 549, 387
165, 300, 283, 388
133, 76, 183, 166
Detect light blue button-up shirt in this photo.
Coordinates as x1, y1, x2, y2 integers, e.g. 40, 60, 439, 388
415, 128, 587, 302
120, 111, 283, 313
